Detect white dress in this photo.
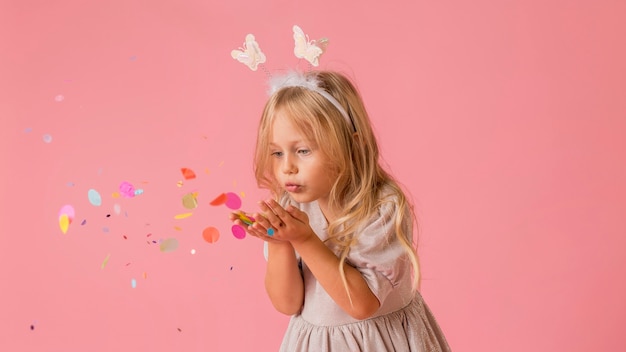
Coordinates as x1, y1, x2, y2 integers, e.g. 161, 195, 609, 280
278, 195, 451, 352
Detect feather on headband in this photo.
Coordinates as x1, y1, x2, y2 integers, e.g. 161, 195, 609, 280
269, 71, 356, 132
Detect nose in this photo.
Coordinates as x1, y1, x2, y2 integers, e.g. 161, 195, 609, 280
281, 155, 297, 174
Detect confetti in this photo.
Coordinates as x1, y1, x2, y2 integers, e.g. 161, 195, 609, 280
131, 278, 137, 288
58, 205, 75, 222
159, 238, 179, 252
174, 212, 193, 220
113, 204, 121, 215
176, 181, 184, 187
231, 225, 246, 239
59, 214, 70, 234
43, 134, 52, 143
209, 193, 228, 206
191, 249, 196, 255
134, 189, 144, 196
181, 168, 196, 180
101, 254, 111, 269
119, 181, 135, 198
182, 192, 198, 209
87, 189, 102, 206
224, 192, 242, 210
202, 227, 220, 243
235, 212, 255, 226
54, 95, 64, 102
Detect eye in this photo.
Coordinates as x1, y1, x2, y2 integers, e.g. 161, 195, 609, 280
271, 151, 283, 158
297, 149, 311, 156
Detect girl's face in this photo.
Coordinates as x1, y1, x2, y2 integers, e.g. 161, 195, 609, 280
270, 110, 337, 210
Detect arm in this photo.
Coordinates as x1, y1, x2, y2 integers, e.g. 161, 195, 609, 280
229, 211, 304, 315
260, 200, 380, 320
264, 241, 304, 315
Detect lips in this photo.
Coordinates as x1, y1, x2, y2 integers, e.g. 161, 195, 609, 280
284, 183, 301, 192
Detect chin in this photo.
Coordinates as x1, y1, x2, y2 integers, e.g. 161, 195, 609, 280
288, 192, 316, 204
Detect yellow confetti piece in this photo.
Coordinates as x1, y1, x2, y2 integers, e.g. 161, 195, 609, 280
101, 254, 111, 269
174, 213, 193, 219
176, 180, 183, 187
204, 168, 210, 175
240, 191, 246, 198
59, 214, 70, 234
143, 272, 147, 279
111, 192, 120, 198
174, 226, 182, 231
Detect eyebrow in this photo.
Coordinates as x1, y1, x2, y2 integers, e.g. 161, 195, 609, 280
269, 140, 308, 147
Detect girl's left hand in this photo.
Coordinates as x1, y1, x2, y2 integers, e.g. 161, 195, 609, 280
256, 199, 314, 243
228, 212, 283, 243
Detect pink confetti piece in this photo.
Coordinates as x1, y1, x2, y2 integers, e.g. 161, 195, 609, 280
119, 181, 135, 198
231, 225, 246, 239
224, 192, 242, 210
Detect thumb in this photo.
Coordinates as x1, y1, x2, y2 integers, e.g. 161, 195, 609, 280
286, 205, 308, 223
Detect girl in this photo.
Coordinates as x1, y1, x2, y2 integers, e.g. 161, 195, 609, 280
230, 70, 450, 351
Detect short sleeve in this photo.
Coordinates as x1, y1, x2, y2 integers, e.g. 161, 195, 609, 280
346, 200, 413, 305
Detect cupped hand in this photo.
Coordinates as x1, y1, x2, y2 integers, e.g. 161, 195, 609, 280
228, 211, 283, 243
256, 199, 314, 243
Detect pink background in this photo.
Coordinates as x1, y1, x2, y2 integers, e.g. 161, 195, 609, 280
2, 1, 625, 351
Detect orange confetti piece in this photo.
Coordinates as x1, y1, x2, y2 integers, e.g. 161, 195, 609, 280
112, 192, 120, 198
181, 168, 196, 180
202, 227, 220, 243
209, 193, 228, 206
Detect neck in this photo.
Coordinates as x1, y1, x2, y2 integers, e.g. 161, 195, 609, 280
317, 198, 338, 224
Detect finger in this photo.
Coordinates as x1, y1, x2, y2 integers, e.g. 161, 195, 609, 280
265, 199, 288, 219
258, 202, 285, 229
285, 205, 308, 223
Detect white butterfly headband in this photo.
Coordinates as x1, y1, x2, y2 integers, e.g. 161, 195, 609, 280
231, 25, 356, 132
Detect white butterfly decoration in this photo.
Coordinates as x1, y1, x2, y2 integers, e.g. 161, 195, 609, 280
231, 34, 266, 71
293, 25, 328, 67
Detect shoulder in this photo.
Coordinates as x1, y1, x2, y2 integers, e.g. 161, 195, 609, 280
373, 183, 410, 221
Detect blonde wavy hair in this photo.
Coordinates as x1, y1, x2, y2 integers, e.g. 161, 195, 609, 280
254, 70, 421, 297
